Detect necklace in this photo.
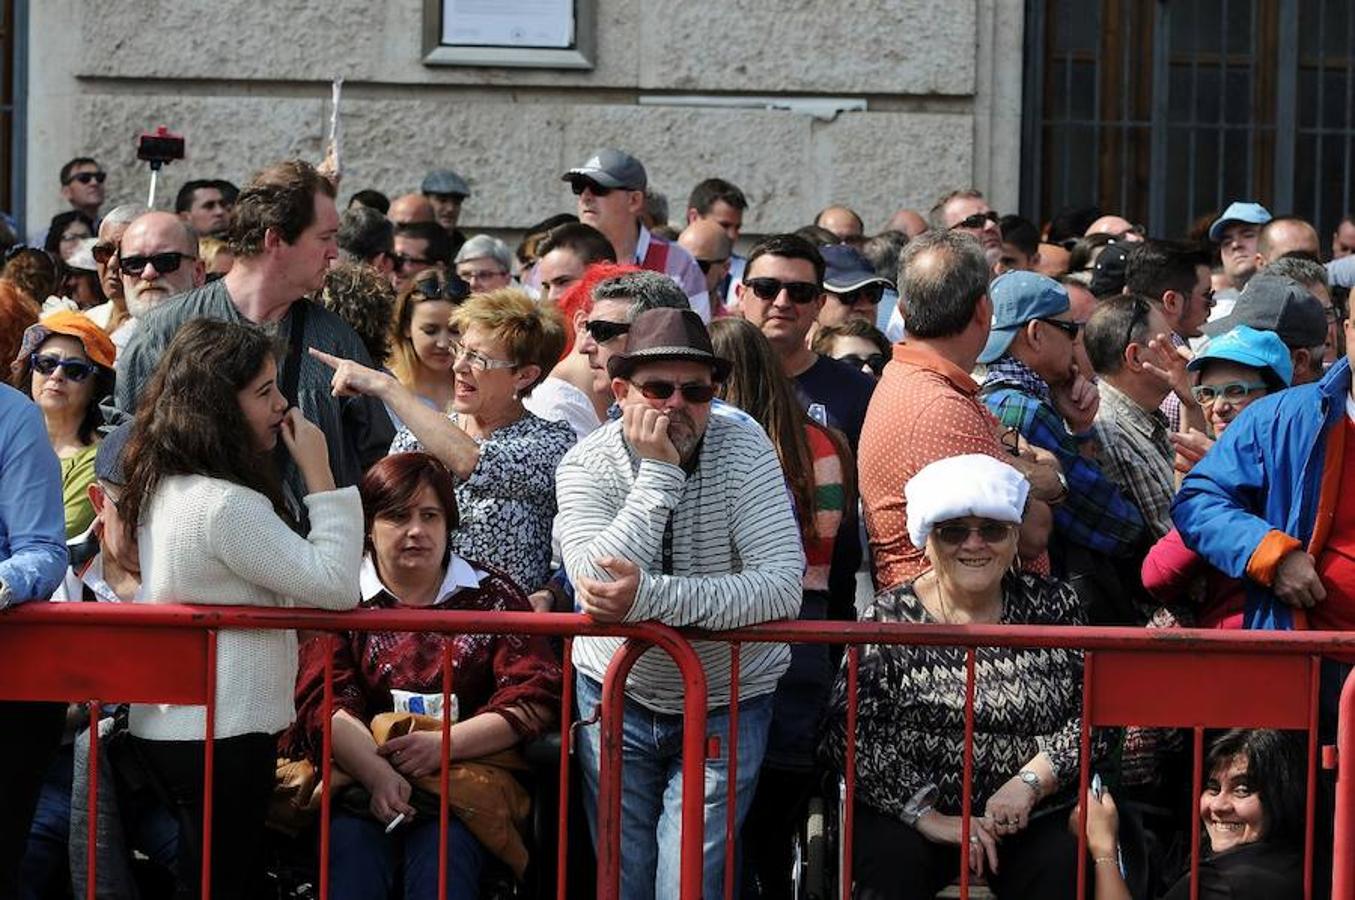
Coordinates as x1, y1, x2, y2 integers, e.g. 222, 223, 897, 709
917, 571, 1002, 625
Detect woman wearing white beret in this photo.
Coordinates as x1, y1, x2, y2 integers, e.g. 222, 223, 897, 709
822, 454, 1107, 899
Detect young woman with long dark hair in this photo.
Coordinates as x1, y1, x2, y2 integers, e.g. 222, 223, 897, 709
119, 317, 364, 899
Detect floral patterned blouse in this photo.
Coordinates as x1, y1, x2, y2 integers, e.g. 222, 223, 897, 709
390, 411, 575, 592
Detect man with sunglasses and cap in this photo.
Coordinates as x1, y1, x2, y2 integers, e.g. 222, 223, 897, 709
815, 243, 894, 331
564, 148, 710, 320
979, 271, 1148, 622
556, 306, 803, 900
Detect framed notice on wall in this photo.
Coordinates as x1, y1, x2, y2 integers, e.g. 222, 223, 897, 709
422, 0, 595, 69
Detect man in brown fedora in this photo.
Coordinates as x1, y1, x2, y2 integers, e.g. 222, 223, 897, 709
555, 307, 804, 900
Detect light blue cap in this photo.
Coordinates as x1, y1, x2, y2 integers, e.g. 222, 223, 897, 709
1188, 324, 1294, 388
1208, 201, 1272, 242
978, 271, 1070, 364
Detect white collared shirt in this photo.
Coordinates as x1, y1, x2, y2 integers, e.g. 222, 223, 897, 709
358, 553, 486, 605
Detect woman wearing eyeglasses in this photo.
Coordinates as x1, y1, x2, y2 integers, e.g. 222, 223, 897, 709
822, 454, 1101, 900
1142, 326, 1294, 630
312, 289, 574, 593
10, 311, 116, 537
387, 269, 471, 416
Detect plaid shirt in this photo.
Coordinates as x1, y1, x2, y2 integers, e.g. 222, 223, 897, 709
1095, 382, 1176, 540
982, 358, 1145, 556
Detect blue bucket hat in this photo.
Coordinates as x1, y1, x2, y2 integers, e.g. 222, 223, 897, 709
1188, 324, 1294, 389
978, 271, 1071, 364
1208, 201, 1272, 242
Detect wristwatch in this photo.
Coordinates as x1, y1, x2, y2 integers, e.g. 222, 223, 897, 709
1049, 472, 1070, 506
901, 783, 939, 828
1018, 769, 1043, 798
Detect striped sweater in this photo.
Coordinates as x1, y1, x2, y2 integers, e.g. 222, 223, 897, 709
557, 414, 805, 713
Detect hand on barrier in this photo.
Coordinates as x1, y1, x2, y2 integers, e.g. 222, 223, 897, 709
576, 556, 641, 622
1076, 786, 1121, 860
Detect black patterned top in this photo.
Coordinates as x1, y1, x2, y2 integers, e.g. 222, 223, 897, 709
821, 572, 1106, 822
390, 411, 575, 592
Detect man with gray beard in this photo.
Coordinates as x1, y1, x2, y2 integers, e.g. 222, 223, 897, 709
118, 211, 205, 321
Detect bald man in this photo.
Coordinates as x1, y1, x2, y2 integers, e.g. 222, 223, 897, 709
119, 211, 205, 320
1085, 214, 1144, 242
388, 193, 435, 226
1256, 216, 1320, 267
884, 208, 929, 238
815, 205, 865, 246
677, 219, 734, 312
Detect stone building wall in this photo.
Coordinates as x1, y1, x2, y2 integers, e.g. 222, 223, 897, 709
24, 0, 1024, 238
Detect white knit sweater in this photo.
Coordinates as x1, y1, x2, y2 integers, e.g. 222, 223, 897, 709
130, 475, 363, 740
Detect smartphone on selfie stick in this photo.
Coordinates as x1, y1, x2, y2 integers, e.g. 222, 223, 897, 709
137, 126, 185, 208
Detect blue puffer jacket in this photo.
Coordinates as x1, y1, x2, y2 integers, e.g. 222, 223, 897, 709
1172, 357, 1352, 630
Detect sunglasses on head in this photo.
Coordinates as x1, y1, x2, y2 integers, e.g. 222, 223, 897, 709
413, 273, 471, 303
696, 257, 730, 274
65, 171, 107, 186
30, 353, 97, 382
933, 520, 1015, 547
831, 283, 886, 306
118, 252, 192, 276
585, 319, 631, 344
838, 352, 887, 375
743, 277, 821, 304
633, 380, 717, 404
570, 178, 614, 197
951, 210, 1000, 230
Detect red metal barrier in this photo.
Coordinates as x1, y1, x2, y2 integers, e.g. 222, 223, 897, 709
6, 605, 1355, 900
0, 604, 711, 900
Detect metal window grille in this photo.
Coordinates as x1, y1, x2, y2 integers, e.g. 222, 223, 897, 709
1022, 0, 1355, 244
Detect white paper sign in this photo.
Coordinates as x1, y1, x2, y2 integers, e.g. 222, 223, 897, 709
442, 0, 574, 48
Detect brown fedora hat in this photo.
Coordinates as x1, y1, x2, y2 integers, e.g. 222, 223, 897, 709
606, 308, 732, 382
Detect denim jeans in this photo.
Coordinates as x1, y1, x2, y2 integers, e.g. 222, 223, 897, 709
329, 813, 485, 900
574, 673, 773, 900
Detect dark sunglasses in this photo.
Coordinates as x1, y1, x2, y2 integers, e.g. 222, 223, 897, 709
838, 352, 887, 375
30, 354, 97, 382
118, 252, 192, 276
696, 257, 730, 274
831, 283, 886, 306
1037, 317, 1083, 338
951, 210, 1000, 230
569, 178, 614, 197
91, 242, 117, 265
413, 273, 471, 303
933, 521, 1015, 546
633, 380, 717, 404
65, 171, 107, 185
743, 277, 821, 304
585, 319, 631, 344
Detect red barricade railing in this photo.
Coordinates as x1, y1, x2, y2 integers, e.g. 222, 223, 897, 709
5, 604, 1355, 899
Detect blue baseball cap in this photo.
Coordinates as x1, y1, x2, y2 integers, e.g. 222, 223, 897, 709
1188, 324, 1293, 389
822, 244, 892, 292
94, 421, 134, 487
1208, 201, 1272, 242
978, 271, 1071, 364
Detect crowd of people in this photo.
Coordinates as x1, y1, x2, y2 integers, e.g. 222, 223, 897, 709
0, 142, 1346, 900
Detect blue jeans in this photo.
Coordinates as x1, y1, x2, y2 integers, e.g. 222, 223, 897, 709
329, 813, 486, 900
575, 673, 773, 900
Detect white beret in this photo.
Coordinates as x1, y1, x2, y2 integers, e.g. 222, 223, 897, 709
905, 454, 1030, 549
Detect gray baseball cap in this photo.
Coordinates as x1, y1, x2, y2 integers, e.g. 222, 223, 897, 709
421, 169, 470, 198
562, 149, 647, 191
1202, 272, 1328, 349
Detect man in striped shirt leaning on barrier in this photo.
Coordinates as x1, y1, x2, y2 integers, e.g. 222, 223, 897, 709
555, 307, 805, 900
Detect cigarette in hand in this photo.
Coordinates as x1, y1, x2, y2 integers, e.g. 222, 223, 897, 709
385, 812, 406, 834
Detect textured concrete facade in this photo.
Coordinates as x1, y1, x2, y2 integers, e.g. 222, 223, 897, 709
24, 0, 1023, 238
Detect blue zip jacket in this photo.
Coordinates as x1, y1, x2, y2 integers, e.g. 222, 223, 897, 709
1172, 357, 1351, 630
